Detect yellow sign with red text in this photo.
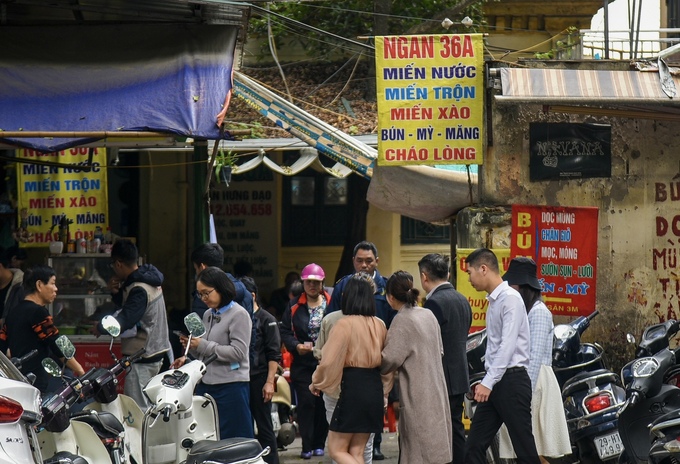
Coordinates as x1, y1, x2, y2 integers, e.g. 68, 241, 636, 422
456, 248, 510, 332
16, 148, 109, 247
375, 34, 484, 166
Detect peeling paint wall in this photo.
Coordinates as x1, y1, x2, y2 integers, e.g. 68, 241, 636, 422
483, 99, 680, 327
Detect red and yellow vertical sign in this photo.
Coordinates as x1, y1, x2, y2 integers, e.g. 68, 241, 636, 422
375, 34, 484, 166
456, 248, 510, 332
511, 205, 598, 316
16, 148, 109, 246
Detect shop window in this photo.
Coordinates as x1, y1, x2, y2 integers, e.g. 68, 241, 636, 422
324, 178, 347, 205
282, 171, 349, 247
401, 216, 450, 245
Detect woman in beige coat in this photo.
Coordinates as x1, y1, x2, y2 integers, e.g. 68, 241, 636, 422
381, 271, 453, 464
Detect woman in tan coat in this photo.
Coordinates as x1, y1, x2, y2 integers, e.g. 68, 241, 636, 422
381, 271, 453, 464
311, 274, 390, 464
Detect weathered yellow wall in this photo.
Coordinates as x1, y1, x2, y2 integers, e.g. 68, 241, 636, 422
276, 203, 451, 292
485, 98, 680, 331
139, 151, 190, 310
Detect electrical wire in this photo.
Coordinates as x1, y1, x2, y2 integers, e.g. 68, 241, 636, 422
266, 3, 292, 101
247, 3, 373, 51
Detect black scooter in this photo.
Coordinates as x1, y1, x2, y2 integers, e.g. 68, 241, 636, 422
618, 319, 680, 464
553, 310, 626, 463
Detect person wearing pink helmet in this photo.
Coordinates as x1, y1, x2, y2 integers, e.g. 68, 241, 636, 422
280, 263, 331, 459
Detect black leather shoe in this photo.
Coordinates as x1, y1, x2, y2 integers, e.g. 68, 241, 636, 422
373, 447, 385, 460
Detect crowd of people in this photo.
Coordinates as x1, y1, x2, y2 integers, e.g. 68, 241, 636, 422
0, 239, 570, 464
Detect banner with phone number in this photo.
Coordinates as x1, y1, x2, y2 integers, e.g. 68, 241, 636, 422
456, 248, 510, 332
510, 204, 598, 316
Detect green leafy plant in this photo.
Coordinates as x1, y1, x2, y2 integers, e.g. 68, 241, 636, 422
215, 149, 238, 185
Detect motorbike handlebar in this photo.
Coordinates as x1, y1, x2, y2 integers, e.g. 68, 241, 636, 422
110, 348, 147, 376
162, 406, 171, 423
203, 354, 218, 366
11, 349, 38, 369
586, 310, 600, 321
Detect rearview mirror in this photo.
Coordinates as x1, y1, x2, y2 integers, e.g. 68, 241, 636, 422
626, 333, 636, 344
184, 313, 206, 338
182, 313, 206, 358
101, 315, 121, 337
55, 335, 76, 360
42, 358, 62, 378
101, 315, 121, 361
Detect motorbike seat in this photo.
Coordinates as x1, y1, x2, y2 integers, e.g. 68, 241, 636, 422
44, 451, 88, 464
562, 368, 620, 397
186, 438, 263, 464
71, 410, 124, 439
650, 407, 680, 430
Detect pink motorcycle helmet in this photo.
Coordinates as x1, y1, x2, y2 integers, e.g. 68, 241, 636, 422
300, 263, 325, 281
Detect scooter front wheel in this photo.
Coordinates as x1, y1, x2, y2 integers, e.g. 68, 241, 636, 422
485, 433, 501, 464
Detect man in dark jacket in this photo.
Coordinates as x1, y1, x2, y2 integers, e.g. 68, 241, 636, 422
326, 241, 395, 327
242, 276, 282, 464
93, 239, 171, 410
419, 253, 472, 464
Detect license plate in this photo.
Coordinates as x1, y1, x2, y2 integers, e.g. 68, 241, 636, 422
594, 431, 624, 460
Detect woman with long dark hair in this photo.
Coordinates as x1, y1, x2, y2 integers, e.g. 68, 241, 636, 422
311, 273, 389, 464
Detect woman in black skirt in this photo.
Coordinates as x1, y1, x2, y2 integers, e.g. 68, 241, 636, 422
310, 274, 391, 464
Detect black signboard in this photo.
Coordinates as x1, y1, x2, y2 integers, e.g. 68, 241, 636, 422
530, 123, 611, 181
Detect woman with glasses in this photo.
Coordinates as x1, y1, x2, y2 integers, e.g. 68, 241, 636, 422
171, 266, 254, 439
280, 263, 331, 460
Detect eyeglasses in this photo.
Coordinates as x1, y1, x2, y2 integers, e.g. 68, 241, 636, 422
198, 289, 215, 300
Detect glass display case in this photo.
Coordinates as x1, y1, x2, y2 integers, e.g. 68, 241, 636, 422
47, 254, 117, 339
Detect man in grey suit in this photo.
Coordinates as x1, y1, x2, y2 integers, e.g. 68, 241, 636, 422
419, 253, 472, 463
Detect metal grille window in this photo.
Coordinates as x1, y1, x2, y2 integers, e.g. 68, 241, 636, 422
282, 172, 349, 246
401, 216, 450, 244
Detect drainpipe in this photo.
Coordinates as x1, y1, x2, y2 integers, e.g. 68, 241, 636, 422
604, 0, 610, 59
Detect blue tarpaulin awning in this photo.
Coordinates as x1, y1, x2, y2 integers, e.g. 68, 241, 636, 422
0, 24, 239, 152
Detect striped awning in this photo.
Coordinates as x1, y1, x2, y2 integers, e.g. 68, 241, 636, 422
497, 68, 680, 106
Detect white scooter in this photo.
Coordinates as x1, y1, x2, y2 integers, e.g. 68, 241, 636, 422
80, 315, 146, 464
0, 349, 43, 464
38, 336, 112, 464
142, 312, 268, 464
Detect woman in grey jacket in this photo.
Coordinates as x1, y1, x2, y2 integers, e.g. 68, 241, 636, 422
173, 266, 254, 439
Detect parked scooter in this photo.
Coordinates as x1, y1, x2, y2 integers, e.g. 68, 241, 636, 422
270, 366, 296, 449
0, 349, 43, 464
142, 312, 269, 464
553, 310, 626, 463
618, 319, 680, 464
80, 315, 145, 464
38, 335, 112, 464
463, 328, 501, 464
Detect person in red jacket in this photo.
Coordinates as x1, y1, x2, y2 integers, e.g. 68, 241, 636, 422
279, 263, 330, 460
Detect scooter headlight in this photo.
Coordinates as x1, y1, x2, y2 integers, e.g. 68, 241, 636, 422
632, 357, 659, 378
553, 325, 576, 342
466, 333, 483, 351
663, 437, 680, 453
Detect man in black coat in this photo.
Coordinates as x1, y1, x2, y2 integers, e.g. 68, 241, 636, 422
419, 253, 472, 464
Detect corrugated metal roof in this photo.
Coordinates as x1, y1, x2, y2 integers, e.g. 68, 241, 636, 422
0, 0, 252, 26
